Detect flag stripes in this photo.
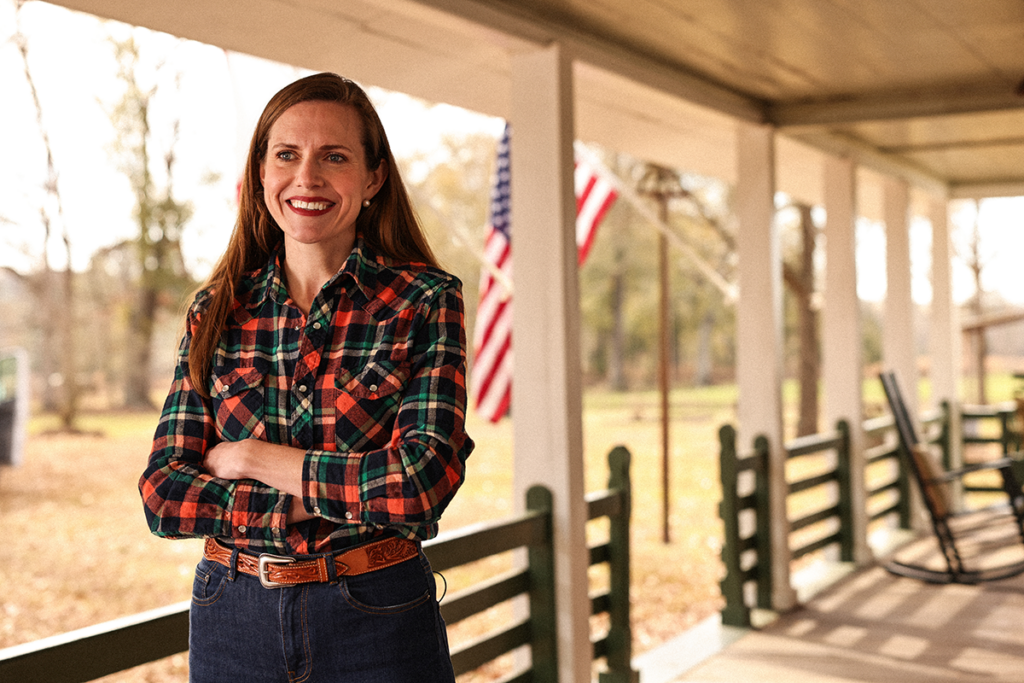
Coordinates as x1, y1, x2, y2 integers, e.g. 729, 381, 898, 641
472, 125, 513, 423
472, 126, 617, 422
575, 161, 617, 265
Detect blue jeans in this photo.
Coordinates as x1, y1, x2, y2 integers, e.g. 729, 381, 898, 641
188, 547, 455, 682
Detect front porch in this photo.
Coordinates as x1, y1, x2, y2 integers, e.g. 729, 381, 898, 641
653, 557, 1024, 683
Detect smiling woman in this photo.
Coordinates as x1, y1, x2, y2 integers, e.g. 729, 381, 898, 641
139, 72, 475, 683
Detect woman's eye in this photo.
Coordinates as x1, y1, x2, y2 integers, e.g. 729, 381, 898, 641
327, 153, 346, 163
277, 150, 295, 161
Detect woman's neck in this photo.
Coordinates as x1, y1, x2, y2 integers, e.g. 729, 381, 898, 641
281, 238, 353, 314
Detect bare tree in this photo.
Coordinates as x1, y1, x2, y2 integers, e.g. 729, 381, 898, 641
790, 204, 820, 436
962, 200, 988, 404
12, 0, 82, 430
107, 36, 193, 408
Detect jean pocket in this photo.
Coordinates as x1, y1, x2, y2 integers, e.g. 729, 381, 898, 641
340, 556, 431, 614
191, 558, 229, 607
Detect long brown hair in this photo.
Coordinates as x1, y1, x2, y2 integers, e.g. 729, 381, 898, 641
188, 72, 437, 395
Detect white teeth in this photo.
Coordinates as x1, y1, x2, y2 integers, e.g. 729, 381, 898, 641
291, 199, 329, 211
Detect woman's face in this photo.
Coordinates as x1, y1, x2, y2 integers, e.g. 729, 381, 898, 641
260, 100, 386, 258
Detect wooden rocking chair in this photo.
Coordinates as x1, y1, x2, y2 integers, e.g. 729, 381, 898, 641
879, 371, 1024, 583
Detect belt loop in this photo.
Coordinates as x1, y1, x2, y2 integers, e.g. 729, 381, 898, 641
228, 547, 241, 581
324, 550, 340, 583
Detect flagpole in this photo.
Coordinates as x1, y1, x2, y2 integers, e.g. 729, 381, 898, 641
574, 142, 738, 303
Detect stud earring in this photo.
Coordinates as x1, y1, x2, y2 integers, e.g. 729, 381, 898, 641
362, 199, 370, 207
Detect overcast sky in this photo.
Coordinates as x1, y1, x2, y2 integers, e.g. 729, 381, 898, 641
1, 0, 1020, 306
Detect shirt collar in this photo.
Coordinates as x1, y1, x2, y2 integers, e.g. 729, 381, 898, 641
246, 237, 384, 313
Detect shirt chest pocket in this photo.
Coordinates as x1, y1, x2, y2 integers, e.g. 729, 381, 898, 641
333, 357, 411, 450
211, 365, 267, 442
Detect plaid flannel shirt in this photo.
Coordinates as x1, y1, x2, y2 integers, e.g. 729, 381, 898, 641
140, 240, 474, 555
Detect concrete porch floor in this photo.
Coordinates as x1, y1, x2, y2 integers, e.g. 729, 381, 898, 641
640, 562, 1024, 683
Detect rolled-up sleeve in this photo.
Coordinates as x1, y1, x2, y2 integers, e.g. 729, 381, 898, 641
139, 301, 292, 552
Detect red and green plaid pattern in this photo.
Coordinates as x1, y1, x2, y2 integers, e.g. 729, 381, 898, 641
140, 240, 474, 555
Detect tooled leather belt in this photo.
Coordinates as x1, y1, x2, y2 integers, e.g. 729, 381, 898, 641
203, 536, 419, 588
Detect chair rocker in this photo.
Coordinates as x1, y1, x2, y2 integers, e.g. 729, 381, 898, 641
879, 371, 1024, 584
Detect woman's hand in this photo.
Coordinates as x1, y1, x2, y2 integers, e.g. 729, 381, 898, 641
205, 439, 316, 523
204, 440, 255, 481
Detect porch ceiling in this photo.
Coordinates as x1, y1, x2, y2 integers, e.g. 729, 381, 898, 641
46, 0, 1024, 203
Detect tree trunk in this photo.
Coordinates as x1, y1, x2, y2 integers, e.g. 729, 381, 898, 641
696, 309, 714, 386
795, 204, 819, 437
124, 283, 158, 409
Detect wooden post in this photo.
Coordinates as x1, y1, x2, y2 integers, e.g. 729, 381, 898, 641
526, 486, 558, 683
510, 43, 591, 683
735, 121, 794, 610
717, 424, 750, 627
599, 446, 639, 683
822, 155, 870, 565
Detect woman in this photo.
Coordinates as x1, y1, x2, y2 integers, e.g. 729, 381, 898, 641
140, 72, 474, 682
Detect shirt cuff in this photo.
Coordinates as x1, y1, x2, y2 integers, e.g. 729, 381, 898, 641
223, 480, 291, 549
303, 449, 366, 524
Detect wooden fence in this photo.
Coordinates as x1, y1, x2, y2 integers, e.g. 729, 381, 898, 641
0, 447, 636, 683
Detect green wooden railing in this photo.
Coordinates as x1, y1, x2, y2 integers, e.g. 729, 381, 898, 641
717, 425, 771, 627
719, 401, 1021, 625
0, 448, 636, 683
589, 446, 638, 683
785, 420, 856, 564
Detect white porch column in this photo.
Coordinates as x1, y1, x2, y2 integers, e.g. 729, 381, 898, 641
509, 43, 590, 683
735, 122, 796, 610
929, 199, 963, 468
882, 177, 918, 417
822, 156, 870, 564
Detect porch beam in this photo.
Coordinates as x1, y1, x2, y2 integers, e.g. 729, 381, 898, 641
771, 84, 1024, 127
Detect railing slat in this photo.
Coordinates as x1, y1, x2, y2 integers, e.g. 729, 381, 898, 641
0, 601, 190, 683
790, 505, 840, 532
439, 569, 531, 625
590, 590, 611, 616
450, 620, 532, 675
788, 471, 837, 494
786, 431, 841, 458
590, 541, 611, 566
424, 511, 548, 572
586, 489, 622, 519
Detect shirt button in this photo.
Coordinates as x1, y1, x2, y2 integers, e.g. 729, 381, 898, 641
298, 384, 307, 393
313, 506, 321, 515
369, 384, 378, 392
345, 511, 354, 520
237, 525, 247, 533
312, 322, 322, 330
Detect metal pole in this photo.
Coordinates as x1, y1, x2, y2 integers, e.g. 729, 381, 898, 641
637, 164, 684, 545
658, 212, 671, 544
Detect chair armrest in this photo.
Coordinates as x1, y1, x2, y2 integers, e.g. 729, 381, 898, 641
937, 457, 1016, 482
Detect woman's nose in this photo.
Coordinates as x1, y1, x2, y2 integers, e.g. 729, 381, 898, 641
296, 158, 323, 187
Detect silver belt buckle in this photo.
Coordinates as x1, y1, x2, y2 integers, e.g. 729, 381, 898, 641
258, 553, 297, 588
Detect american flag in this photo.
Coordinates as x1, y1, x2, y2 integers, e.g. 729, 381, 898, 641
472, 124, 618, 422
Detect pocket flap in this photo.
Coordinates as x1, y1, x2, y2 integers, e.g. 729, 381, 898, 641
336, 359, 410, 399
213, 366, 264, 398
